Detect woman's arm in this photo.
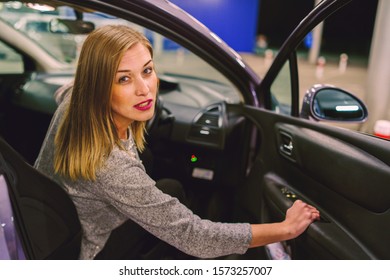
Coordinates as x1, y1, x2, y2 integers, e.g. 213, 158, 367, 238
250, 200, 320, 247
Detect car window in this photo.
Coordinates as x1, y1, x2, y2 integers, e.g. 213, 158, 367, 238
268, 41, 368, 131
0, 1, 241, 104
0, 40, 23, 74
296, 20, 368, 131
265, 9, 373, 133
270, 61, 292, 115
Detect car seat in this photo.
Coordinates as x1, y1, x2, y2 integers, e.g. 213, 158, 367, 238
0, 137, 81, 259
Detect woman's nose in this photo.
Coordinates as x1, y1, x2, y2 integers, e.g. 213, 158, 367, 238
135, 77, 149, 95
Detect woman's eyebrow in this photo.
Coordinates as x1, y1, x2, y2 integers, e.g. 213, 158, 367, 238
117, 59, 153, 73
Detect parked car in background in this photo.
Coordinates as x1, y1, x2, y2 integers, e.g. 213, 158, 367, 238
13, 15, 82, 62
0, 0, 389, 260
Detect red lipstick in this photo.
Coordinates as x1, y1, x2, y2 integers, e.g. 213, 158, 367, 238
134, 99, 153, 111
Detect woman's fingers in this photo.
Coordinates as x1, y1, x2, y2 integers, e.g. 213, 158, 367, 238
291, 199, 321, 221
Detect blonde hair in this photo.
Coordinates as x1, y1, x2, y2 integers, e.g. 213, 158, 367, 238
54, 25, 154, 181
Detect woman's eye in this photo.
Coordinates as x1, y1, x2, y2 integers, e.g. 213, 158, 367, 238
144, 67, 153, 74
118, 76, 130, 84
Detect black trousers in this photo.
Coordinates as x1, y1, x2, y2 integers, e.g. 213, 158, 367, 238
95, 178, 190, 260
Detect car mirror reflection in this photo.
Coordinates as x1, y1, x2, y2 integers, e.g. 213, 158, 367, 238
49, 18, 95, 34
300, 84, 368, 122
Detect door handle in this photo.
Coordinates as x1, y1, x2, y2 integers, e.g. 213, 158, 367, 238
282, 140, 293, 155
278, 131, 295, 159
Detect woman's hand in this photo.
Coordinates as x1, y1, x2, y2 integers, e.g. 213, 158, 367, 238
249, 200, 320, 248
281, 199, 320, 239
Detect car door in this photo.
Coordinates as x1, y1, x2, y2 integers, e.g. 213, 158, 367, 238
236, 0, 390, 259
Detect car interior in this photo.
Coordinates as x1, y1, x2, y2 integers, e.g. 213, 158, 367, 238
0, 0, 262, 260
0, 0, 389, 260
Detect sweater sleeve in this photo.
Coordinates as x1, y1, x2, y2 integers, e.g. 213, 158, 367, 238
92, 148, 252, 258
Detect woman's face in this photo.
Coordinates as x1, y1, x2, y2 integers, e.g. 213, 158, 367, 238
111, 42, 157, 135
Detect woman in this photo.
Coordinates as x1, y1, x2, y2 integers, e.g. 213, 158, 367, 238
35, 25, 320, 260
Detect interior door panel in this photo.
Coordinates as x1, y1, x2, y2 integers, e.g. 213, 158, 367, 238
275, 123, 390, 213
262, 173, 373, 259
242, 105, 390, 259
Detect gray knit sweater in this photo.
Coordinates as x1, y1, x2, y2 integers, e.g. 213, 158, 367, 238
34, 93, 251, 260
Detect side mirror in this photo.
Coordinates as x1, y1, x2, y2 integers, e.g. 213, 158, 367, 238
300, 84, 368, 123
49, 19, 95, 34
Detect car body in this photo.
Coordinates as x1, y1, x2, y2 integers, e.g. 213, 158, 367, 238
0, 0, 389, 260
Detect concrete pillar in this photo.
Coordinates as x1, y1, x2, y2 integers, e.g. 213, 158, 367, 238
308, 0, 323, 64
362, 0, 390, 133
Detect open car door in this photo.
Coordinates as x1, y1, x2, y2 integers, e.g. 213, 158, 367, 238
238, 0, 390, 259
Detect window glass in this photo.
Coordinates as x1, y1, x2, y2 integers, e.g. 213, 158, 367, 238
297, 20, 369, 131
0, 41, 23, 74
0, 1, 241, 103
270, 61, 292, 115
